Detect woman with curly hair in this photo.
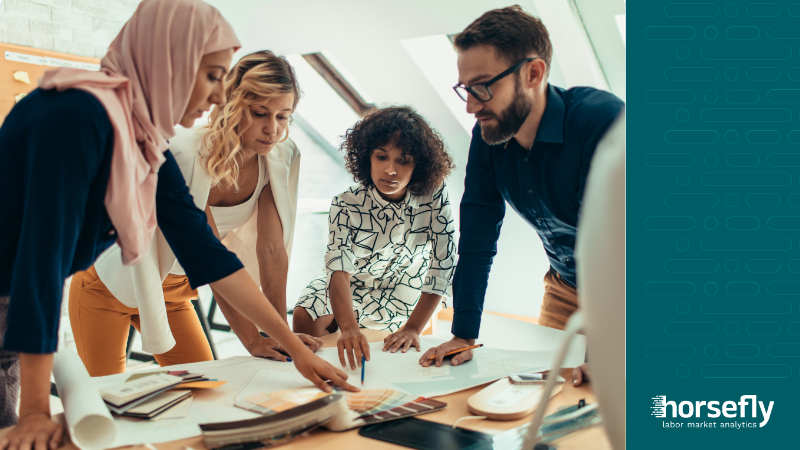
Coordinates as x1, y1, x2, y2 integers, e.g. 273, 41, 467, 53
68, 50, 324, 376
293, 106, 457, 370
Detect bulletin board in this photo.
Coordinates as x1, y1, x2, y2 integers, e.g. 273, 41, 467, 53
0, 42, 100, 124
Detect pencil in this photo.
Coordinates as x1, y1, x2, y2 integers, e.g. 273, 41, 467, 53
427, 343, 483, 360
361, 355, 365, 385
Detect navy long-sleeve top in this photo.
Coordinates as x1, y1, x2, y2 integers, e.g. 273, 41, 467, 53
0, 88, 243, 354
451, 84, 624, 339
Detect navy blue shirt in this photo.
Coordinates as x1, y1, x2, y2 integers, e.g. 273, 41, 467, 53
0, 88, 243, 354
451, 84, 624, 339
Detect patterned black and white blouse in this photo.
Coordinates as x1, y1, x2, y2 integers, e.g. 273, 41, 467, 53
295, 183, 456, 331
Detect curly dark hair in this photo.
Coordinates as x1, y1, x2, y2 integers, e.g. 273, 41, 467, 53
340, 106, 455, 196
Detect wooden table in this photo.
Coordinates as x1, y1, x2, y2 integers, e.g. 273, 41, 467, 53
0, 329, 610, 450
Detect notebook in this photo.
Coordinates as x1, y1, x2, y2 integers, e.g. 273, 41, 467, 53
121, 390, 192, 419
101, 373, 183, 406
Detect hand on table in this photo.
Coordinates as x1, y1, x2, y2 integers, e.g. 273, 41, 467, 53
383, 328, 421, 353
0, 413, 63, 450
572, 363, 590, 386
246, 334, 323, 361
337, 328, 370, 370
293, 351, 359, 393
419, 337, 475, 367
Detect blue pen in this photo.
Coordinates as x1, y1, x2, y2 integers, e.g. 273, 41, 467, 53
361, 355, 365, 385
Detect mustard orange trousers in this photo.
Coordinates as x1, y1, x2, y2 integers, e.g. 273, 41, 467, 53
538, 267, 580, 330
68, 265, 213, 376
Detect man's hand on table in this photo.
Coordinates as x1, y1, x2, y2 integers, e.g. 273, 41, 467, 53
0, 413, 63, 450
337, 328, 370, 370
246, 334, 323, 361
419, 337, 475, 367
572, 363, 590, 386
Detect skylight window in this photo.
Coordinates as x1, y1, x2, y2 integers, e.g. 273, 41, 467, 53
285, 54, 361, 151
615, 14, 626, 47
529, 0, 608, 89
401, 34, 474, 135
320, 50, 374, 105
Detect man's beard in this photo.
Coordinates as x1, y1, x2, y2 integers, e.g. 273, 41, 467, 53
479, 81, 532, 145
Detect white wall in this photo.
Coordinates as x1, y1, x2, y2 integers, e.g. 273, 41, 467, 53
0, 0, 139, 58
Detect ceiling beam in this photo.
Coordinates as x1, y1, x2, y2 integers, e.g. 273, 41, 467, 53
302, 53, 375, 117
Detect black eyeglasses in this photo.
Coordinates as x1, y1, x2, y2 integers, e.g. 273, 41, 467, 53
453, 57, 538, 102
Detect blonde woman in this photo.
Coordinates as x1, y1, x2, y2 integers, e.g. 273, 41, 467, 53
68, 50, 315, 376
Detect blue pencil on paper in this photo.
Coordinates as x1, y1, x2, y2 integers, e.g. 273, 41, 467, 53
361, 355, 365, 385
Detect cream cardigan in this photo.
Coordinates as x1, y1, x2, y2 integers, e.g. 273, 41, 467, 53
94, 125, 300, 354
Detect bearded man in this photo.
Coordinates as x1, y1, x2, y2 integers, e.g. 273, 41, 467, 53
419, 5, 624, 386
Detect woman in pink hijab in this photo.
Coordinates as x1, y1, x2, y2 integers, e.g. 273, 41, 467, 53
0, 0, 355, 447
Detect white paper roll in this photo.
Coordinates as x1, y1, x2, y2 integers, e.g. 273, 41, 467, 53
52, 350, 117, 450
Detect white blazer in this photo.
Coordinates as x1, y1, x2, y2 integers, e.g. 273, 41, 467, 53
94, 125, 300, 354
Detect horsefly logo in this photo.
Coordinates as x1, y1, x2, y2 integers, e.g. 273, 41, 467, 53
651, 395, 667, 418
651, 395, 774, 429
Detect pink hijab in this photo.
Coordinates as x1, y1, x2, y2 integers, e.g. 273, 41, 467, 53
39, 0, 240, 265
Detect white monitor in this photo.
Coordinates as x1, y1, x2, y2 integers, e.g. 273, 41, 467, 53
575, 110, 626, 450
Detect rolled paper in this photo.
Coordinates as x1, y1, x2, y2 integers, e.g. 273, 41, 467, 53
52, 350, 117, 450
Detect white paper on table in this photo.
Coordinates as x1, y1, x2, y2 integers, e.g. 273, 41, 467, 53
313, 337, 584, 398
52, 350, 116, 450
81, 319, 587, 448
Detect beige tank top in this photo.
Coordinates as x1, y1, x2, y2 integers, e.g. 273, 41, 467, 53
170, 155, 269, 275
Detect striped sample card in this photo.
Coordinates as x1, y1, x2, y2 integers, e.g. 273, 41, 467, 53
243, 388, 328, 413
360, 397, 447, 424
346, 389, 393, 413
630, 1, 800, 448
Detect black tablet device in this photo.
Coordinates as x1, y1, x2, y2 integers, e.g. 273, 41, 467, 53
358, 417, 492, 450
358, 417, 555, 450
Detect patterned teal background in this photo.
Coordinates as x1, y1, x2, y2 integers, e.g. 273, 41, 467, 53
629, 1, 800, 447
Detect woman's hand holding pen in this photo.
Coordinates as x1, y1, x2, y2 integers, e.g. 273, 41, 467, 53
337, 328, 370, 370
248, 328, 358, 393
211, 270, 357, 393
419, 337, 476, 367
328, 271, 370, 370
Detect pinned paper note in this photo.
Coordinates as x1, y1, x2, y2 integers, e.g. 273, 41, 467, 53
176, 380, 227, 389
13, 71, 31, 84
14, 93, 27, 103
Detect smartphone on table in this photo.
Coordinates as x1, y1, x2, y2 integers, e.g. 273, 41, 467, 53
508, 371, 565, 385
